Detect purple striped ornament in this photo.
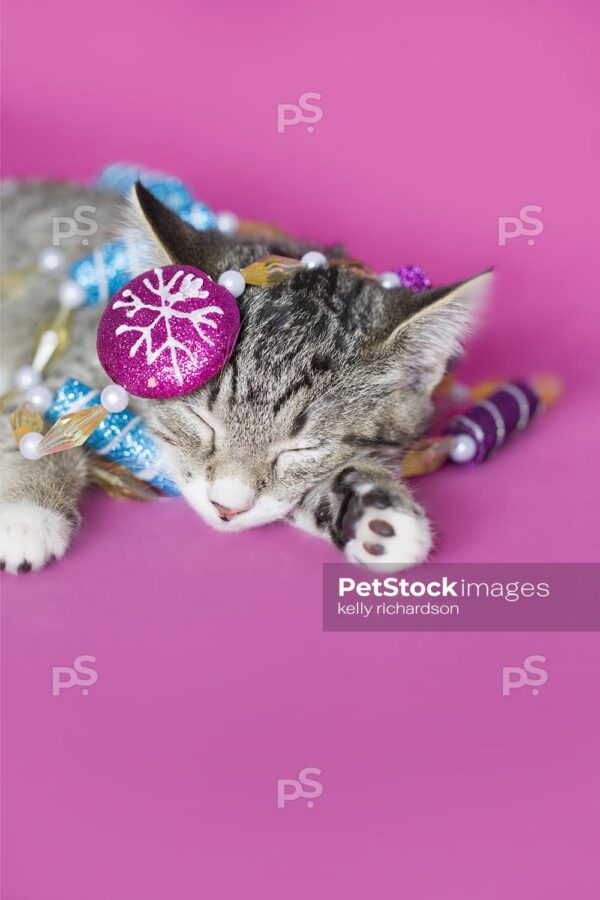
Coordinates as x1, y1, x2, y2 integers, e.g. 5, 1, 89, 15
443, 382, 540, 463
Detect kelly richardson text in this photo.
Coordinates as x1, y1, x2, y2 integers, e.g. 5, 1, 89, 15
322, 564, 600, 632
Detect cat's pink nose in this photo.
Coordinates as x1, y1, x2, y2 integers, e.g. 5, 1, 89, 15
211, 502, 251, 521
208, 478, 256, 520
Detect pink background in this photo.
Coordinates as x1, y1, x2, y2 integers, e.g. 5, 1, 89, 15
1, 0, 599, 897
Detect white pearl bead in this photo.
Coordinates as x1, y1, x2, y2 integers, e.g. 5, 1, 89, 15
14, 365, 41, 391
218, 270, 245, 298
380, 271, 402, 289
24, 384, 53, 414
100, 384, 129, 413
447, 382, 471, 405
19, 431, 44, 461
301, 251, 327, 270
216, 211, 239, 235
38, 246, 66, 272
449, 433, 478, 464
58, 279, 86, 309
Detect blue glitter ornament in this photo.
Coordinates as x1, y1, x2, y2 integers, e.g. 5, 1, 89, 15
96, 162, 216, 228
180, 200, 217, 230
96, 162, 143, 194
46, 378, 180, 495
96, 162, 194, 213
63, 164, 219, 308
64, 162, 220, 309
69, 239, 152, 307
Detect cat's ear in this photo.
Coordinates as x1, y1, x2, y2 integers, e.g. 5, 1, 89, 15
129, 182, 230, 280
380, 271, 493, 392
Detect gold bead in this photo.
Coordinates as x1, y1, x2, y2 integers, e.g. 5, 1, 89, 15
36, 405, 107, 456
32, 307, 73, 373
9, 403, 44, 445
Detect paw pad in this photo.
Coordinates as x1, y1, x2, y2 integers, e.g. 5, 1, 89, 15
362, 489, 391, 509
363, 542, 385, 556
0, 502, 73, 574
369, 519, 395, 537
341, 481, 432, 572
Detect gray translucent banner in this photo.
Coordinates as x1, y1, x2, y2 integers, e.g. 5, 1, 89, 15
322, 564, 600, 631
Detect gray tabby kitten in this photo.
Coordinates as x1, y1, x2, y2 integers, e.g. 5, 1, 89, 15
0, 180, 491, 574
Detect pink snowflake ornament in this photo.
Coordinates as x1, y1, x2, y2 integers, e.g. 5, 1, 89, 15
97, 265, 240, 399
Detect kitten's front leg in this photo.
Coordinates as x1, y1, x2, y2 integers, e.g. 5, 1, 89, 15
290, 464, 432, 572
0, 416, 89, 573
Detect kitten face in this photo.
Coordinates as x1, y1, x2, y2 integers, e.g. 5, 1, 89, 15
133, 182, 491, 532
146, 268, 440, 533
149, 374, 359, 532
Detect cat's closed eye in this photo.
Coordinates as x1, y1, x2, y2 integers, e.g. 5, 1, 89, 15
275, 443, 328, 471
187, 407, 220, 444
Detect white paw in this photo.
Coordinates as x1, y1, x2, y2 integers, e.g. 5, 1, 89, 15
343, 486, 432, 572
0, 502, 73, 574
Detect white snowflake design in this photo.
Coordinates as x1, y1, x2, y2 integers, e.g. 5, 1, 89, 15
113, 268, 224, 385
